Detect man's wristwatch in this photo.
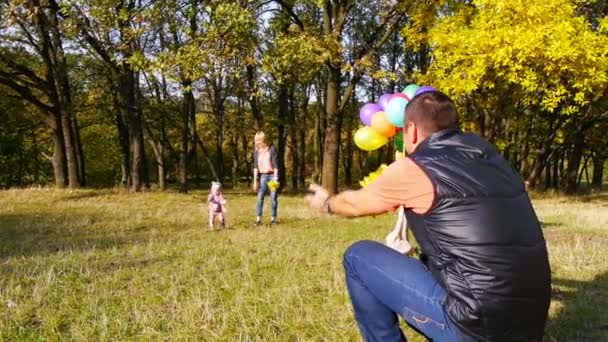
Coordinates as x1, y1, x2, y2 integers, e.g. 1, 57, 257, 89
323, 196, 332, 214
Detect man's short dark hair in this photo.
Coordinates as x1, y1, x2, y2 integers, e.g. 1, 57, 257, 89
405, 91, 459, 135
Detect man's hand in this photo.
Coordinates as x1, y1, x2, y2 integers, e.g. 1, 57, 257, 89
307, 183, 330, 212
253, 181, 258, 192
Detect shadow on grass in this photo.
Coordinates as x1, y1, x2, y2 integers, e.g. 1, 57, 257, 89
60, 190, 108, 201
530, 190, 608, 204
578, 192, 608, 204
540, 221, 565, 229
547, 271, 608, 341
0, 212, 149, 259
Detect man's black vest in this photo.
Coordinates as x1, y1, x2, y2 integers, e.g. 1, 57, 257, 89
406, 129, 551, 341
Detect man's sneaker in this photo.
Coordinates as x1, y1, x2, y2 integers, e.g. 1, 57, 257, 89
254, 219, 262, 226
270, 218, 278, 225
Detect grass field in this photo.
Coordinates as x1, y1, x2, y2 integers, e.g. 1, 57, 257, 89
1, 188, 607, 341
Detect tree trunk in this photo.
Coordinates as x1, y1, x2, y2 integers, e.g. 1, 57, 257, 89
322, 66, 342, 194
60, 108, 80, 188
288, 85, 299, 189
289, 114, 299, 189
277, 85, 289, 191
127, 71, 145, 192
544, 155, 552, 190
246, 64, 263, 131
114, 111, 131, 188
577, 155, 590, 187
313, 77, 326, 184
298, 125, 306, 188
297, 91, 308, 188
343, 110, 354, 187
314, 104, 324, 183
592, 151, 605, 192
526, 118, 559, 190
559, 150, 566, 189
213, 88, 225, 183
51, 3, 81, 188
48, 111, 68, 187
71, 113, 85, 186
241, 133, 252, 185
527, 148, 551, 190
552, 150, 560, 190
158, 153, 166, 190
179, 83, 193, 193
230, 132, 239, 189
33, 0, 80, 188
565, 133, 585, 194
143, 118, 166, 192
130, 115, 145, 191
188, 92, 200, 183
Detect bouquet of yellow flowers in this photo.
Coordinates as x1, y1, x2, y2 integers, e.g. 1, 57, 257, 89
268, 179, 280, 191
359, 164, 388, 188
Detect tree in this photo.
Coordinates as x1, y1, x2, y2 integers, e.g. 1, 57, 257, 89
272, 0, 407, 193
421, 0, 608, 192
65, 0, 150, 191
154, 1, 257, 184
0, 0, 84, 188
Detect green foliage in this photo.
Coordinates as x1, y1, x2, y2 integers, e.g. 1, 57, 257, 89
1, 0, 606, 191
153, 1, 257, 82
80, 123, 122, 187
262, 31, 326, 84
0, 88, 51, 187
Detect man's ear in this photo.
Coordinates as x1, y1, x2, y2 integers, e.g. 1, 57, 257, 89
411, 123, 419, 145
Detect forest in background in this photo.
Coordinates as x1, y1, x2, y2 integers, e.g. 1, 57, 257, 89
1, 0, 607, 194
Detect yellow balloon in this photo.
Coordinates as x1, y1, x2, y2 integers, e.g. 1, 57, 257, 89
354, 127, 388, 151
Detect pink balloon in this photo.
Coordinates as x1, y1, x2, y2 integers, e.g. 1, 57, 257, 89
390, 93, 409, 101
359, 103, 382, 126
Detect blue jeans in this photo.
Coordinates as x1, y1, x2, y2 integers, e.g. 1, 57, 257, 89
256, 173, 278, 218
343, 240, 475, 342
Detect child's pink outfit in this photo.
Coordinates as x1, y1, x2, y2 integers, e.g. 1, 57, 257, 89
208, 182, 227, 230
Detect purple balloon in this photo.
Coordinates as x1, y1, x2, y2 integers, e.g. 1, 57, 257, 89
359, 103, 382, 126
414, 85, 437, 97
377, 93, 393, 111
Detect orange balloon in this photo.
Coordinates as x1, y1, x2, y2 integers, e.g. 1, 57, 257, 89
371, 111, 397, 138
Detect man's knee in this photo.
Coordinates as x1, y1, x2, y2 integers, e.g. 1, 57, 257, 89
343, 240, 383, 269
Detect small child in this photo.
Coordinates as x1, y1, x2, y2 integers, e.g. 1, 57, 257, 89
208, 182, 227, 230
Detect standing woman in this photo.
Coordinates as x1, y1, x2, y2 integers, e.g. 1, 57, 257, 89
253, 131, 279, 225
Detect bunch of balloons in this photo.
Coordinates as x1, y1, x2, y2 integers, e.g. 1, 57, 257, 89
359, 164, 388, 188
354, 84, 436, 151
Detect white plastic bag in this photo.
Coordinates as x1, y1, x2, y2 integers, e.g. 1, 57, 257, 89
385, 206, 412, 254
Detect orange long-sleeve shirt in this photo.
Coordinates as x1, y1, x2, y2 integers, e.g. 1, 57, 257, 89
362, 157, 435, 215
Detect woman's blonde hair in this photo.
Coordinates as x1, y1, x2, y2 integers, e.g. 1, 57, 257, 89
254, 131, 268, 144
